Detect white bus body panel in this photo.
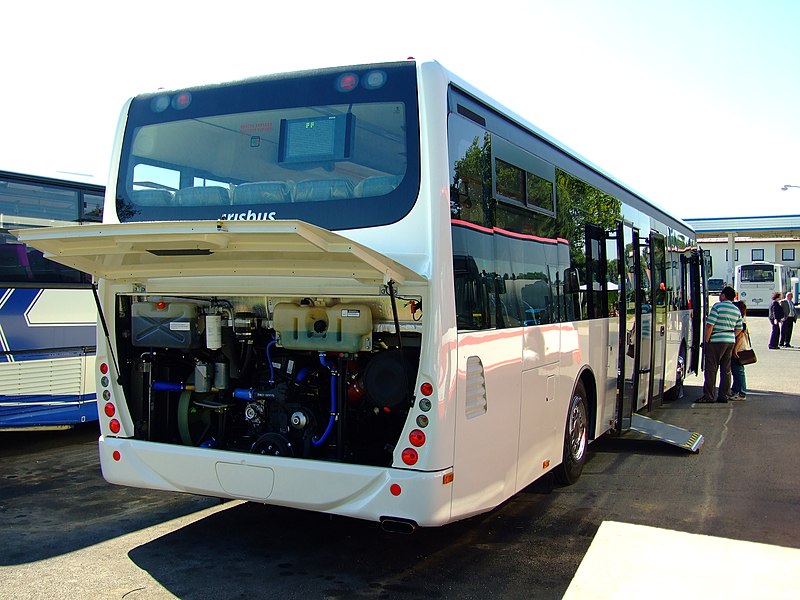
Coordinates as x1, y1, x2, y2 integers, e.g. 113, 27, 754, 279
98, 436, 455, 527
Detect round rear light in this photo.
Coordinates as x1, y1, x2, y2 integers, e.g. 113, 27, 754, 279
420, 382, 433, 396
409, 429, 426, 447
104, 402, 115, 417
112, 451, 121, 461
109, 419, 121, 434
390, 483, 402, 496
100, 362, 109, 375
401, 448, 418, 465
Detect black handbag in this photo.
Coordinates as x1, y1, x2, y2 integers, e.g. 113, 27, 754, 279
738, 348, 757, 365
737, 330, 757, 365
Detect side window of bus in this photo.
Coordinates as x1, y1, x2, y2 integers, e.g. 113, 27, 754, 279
82, 192, 104, 222
0, 177, 91, 284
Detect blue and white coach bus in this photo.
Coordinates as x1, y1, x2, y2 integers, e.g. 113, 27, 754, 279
0, 170, 102, 430
17, 60, 704, 529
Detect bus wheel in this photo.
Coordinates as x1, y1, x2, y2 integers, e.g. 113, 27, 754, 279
665, 347, 686, 402
555, 382, 588, 485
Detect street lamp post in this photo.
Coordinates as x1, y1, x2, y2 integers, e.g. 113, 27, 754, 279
781, 184, 800, 191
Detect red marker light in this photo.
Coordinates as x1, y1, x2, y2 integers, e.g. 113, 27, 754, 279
104, 402, 115, 417
409, 429, 426, 447
172, 92, 192, 110
109, 419, 121, 434
420, 382, 433, 396
390, 484, 402, 496
100, 362, 109, 375
336, 73, 359, 92
112, 450, 121, 461
401, 448, 418, 465
156, 301, 167, 310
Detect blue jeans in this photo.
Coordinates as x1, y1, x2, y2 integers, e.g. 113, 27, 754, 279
731, 359, 747, 396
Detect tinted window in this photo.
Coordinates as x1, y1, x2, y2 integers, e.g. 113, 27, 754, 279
0, 175, 96, 284
117, 62, 420, 230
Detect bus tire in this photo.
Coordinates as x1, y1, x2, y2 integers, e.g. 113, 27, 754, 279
665, 345, 686, 402
555, 381, 588, 485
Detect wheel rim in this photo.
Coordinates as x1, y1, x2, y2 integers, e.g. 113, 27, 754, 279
675, 353, 686, 398
568, 396, 588, 462
676, 353, 686, 383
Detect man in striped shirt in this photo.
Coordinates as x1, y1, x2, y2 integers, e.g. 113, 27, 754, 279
699, 286, 743, 403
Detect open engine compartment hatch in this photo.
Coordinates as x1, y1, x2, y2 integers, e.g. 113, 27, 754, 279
13, 219, 426, 285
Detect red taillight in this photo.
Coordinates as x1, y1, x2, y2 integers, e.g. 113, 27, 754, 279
401, 448, 418, 465
109, 419, 121, 434
390, 483, 402, 496
100, 362, 109, 375
104, 402, 115, 417
409, 429, 426, 447
420, 382, 433, 396
112, 451, 121, 461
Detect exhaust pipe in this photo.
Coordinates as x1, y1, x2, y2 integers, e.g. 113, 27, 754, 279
380, 517, 417, 534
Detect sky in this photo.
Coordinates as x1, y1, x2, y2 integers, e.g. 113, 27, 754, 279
1, 0, 798, 220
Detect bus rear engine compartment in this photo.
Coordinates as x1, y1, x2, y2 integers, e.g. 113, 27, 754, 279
119, 296, 421, 468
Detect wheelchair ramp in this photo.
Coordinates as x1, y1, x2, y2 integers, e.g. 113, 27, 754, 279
630, 413, 704, 453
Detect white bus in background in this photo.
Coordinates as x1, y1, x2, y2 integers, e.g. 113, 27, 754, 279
735, 262, 793, 312
17, 60, 705, 530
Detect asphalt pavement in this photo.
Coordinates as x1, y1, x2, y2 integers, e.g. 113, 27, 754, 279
1, 314, 798, 599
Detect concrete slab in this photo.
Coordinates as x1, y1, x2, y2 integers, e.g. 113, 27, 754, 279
564, 520, 800, 599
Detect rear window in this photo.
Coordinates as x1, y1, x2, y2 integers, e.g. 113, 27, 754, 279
116, 62, 420, 231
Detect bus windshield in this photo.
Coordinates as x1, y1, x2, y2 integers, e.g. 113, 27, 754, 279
116, 62, 420, 230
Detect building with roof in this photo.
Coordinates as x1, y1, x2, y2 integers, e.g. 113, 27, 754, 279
685, 215, 800, 290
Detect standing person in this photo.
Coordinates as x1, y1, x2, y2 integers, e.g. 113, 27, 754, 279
779, 291, 796, 347
699, 286, 743, 404
731, 300, 748, 400
768, 292, 784, 349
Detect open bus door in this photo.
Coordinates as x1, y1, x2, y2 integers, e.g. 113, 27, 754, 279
688, 250, 704, 375
616, 222, 638, 432
587, 221, 703, 452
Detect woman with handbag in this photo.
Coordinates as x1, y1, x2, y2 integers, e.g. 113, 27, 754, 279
731, 300, 753, 400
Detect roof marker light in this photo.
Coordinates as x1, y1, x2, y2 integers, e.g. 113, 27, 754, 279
363, 70, 387, 90
172, 92, 192, 110
336, 73, 359, 92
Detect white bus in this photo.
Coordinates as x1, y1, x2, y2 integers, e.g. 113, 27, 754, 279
735, 262, 793, 311
0, 170, 102, 430
17, 60, 704, 530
